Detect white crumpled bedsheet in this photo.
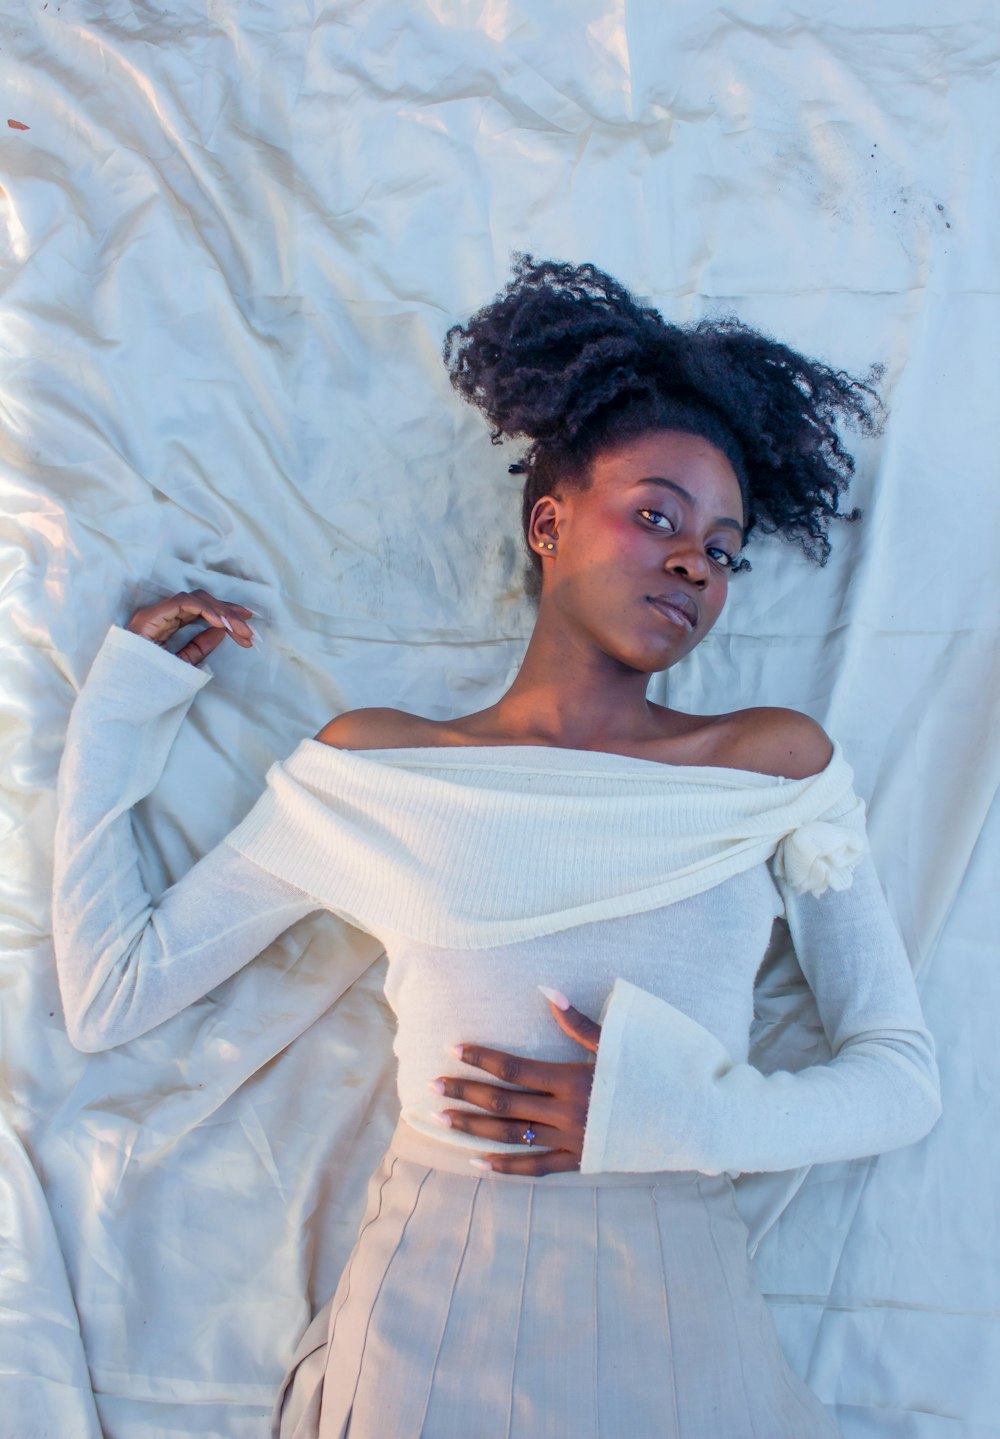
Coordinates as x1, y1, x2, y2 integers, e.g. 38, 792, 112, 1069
1, 2, 997, 1435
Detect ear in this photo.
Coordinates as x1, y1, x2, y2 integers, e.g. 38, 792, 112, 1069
528, 495, 562, 552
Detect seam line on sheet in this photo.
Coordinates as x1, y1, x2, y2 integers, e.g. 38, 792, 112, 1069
762, 1296, 1000, 1318
796, 1156, 877, 1393
504, 1183, 534, 1439
650, 1186, 682, 1439
415, 1177, 481, 1434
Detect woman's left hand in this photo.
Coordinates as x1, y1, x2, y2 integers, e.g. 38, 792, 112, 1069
431, 989, 602, 1176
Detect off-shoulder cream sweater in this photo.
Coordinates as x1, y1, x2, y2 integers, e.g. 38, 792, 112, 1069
51, 623, 942, 1175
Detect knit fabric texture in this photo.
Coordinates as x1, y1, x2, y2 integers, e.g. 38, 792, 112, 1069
220, 735, 868, 950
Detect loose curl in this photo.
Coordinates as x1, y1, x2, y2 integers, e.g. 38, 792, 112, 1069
444, 255, 883, 599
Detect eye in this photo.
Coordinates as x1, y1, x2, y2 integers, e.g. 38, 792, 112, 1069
638, 508, 676, 531
707, 545, 738, 570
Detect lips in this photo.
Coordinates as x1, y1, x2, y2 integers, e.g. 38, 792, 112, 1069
646, 592, 698, 631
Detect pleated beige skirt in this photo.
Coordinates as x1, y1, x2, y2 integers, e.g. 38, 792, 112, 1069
273, 1122, 840, 1439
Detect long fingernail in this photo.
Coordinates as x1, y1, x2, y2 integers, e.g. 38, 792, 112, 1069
427, 1078, 445, 1094
469, 1158, 492, 1171
538, 985, 570, 1011
220, 615, 234, 634
429, 1111, 452, 1128
450, 1044, 464, 1060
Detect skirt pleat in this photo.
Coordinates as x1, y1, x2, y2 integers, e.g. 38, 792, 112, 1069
421, 1174, 534, 1433
348, 1165, 476, 1436
510, 1182, 600, 1436
594, 1185, 682, 1436
273, 1123, 841, 1439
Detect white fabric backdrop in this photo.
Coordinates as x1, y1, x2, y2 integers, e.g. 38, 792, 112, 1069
1, 1, 997, 1434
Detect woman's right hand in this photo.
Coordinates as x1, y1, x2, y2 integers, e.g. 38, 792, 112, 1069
125, 588, 257, 667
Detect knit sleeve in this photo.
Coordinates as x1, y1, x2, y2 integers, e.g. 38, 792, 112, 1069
578, 849, 942, 1176
52, 623, 325, 1053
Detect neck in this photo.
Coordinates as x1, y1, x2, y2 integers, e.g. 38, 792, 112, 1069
475, 603, 666, 749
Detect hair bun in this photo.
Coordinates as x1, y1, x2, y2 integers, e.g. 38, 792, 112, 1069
444, 254, 882, 599
444, 253, 672, 450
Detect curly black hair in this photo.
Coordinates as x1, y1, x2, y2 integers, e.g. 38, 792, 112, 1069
444, 255, 883, 599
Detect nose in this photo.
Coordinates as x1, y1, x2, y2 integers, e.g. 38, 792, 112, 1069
664, 545, 709, 587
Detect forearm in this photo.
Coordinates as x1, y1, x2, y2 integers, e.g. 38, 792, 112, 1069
51, 624, 320, 1051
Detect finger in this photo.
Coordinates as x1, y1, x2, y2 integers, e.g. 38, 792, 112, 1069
187, 591, 256, 646
479, 1149, 580, 1177
452, 1043, 574, 1094
548, 1003, 602, 1055
439, 1112, 565, 1148
434, 1076, 554, 1115
174, 626, 227, 666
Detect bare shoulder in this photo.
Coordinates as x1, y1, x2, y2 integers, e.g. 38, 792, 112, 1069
313, 707, 440, 751
715, 707, 834, 780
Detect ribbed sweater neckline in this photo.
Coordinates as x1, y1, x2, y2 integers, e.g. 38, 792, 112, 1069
290, 737, 811, 787
221, 736, 865, 949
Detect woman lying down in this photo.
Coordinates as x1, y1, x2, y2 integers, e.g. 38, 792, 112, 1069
52, 255, 941, 1438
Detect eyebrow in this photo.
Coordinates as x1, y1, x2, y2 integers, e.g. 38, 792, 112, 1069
635, 475, 745, 534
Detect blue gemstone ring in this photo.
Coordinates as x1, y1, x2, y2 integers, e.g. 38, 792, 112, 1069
521, 1127, 537, 1146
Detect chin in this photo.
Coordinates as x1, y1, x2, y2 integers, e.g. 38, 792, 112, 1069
609, 635, 691, 675
584, 606, 699, 673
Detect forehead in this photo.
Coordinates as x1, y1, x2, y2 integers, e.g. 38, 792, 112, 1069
588, 429, 744, 511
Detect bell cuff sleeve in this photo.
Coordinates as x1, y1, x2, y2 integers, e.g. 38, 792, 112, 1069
579, 852, 942, 1176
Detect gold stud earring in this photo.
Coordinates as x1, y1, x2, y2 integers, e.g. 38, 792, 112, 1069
540, 540, 555, 551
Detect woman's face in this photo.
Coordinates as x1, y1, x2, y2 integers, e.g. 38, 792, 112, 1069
534, 429, 746, 674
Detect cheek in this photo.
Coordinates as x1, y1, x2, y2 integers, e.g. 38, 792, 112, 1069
575, 512, 652, 569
